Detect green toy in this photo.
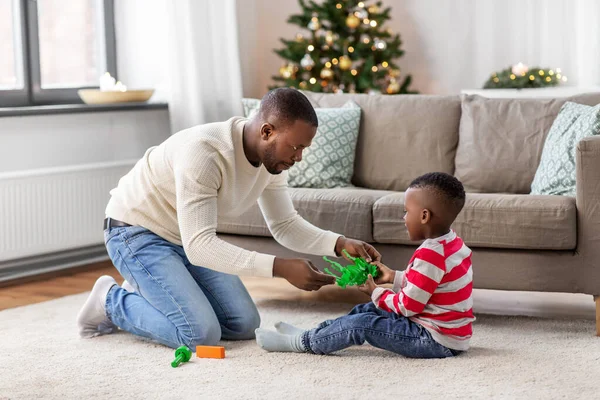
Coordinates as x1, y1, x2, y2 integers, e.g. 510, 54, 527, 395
171, 346, 192, 368
323, 249, 378, 288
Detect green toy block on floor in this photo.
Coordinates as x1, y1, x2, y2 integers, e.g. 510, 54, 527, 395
323, 249, 378, 288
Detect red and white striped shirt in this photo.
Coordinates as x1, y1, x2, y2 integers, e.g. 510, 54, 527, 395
371, 229, 474, 351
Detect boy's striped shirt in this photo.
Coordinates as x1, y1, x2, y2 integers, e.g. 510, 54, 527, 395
371, 229, 474, 351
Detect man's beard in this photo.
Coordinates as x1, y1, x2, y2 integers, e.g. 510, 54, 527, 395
263, 141, 282, 175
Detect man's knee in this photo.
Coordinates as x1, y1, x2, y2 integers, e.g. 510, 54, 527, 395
178, 322, 222, 347
225, 308, 261, 339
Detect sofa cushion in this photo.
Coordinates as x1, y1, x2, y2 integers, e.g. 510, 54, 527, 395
301, 91, 461, 191
455, 92, 600, 194
217, 187, 394, 243
373, 192, 576, 250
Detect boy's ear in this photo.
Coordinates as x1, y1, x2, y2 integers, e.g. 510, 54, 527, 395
421, 208, 431, 224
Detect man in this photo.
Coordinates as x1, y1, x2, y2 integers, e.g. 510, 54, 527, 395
77, 88, 381, 349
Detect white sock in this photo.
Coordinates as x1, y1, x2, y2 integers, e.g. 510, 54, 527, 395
255, 328, 306, 353
121, 279, 135, 293
274, 321, 304, 335
76, 275, 117, 338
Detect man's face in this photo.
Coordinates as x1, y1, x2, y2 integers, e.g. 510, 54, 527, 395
262, 119, 316, 175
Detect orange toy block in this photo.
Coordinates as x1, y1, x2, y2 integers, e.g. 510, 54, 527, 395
196, 345, 225, 359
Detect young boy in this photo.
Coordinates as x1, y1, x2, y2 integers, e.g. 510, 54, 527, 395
255, 172, 474, 358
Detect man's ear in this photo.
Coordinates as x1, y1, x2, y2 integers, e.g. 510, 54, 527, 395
421, 208, 431, 224
260, 123, 274, 141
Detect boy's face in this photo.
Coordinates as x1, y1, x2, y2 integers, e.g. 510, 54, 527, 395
403, 188, 429, 241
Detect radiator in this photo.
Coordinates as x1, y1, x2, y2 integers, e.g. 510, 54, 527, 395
0, 161, 136, 263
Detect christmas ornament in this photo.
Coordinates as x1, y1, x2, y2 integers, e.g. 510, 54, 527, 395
279, 64, 296, 79
338, 55, 352, 70
368, 4, 379, 13
389, 69, 401, 78
354, 8, 369, 20
386, 79, 400, 94
320, 67, 334, 79
325, 31, 334, 45
374, 38, 387, 50
300, 54, 315, 69
346, 14, 360, 29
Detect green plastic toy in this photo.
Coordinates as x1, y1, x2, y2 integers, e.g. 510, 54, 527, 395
323, 249, 378, 288
171, 346, 192, 368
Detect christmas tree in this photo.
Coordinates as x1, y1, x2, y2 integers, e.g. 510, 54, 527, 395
272, 0, 416, 94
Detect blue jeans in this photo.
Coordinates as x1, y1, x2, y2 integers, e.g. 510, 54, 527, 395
303, 302, 460, 358
103, 225, 260, 349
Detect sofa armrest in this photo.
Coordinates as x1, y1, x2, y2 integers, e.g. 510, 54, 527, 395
576, 135, 600, 294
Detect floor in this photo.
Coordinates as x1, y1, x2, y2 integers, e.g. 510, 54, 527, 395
0, 260, 366, 311
0, 261, 597, 326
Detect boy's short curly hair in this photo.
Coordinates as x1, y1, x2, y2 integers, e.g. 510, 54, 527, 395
408, 172, 466, 215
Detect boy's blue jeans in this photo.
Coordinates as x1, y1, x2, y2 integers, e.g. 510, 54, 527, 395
303, 302, 460, 358
103, 225, 260, 349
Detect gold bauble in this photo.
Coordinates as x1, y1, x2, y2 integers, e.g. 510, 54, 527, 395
320, 67, 334, 80
325, 31, 334, 45
338, 55, 352, 70
386, 80, 400, 94
346, 14, 360, 29
279, 64, 296, 79
308, 17, 321, 31
388, 69, 401, 78
368, 4, 379, 13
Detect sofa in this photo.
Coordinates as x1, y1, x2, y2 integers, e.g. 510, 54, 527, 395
217, 91, 600, 335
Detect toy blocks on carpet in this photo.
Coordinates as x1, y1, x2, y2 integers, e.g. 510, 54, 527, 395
196, 345, 226, 359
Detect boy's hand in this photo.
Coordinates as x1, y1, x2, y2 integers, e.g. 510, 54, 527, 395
357, 274, 378, 296
371, 261, 396, 285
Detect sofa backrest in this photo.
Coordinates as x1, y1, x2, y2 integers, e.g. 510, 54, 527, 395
302, 91, 461, 191
455, 93, 600, 194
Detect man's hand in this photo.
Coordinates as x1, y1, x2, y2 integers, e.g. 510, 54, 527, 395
273, 257, 335, 291
335, 237, 381, 263
357, 274, 378, 296
370, 261, 396, 285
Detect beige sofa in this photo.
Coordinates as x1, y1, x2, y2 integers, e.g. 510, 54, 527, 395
218, 91, 600, 334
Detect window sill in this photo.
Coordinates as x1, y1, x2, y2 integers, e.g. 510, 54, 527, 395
0, 102, 168, 118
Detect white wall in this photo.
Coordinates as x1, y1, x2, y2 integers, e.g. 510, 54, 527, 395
0, 109, 171, 172
238, 0, 600, 97
111, 0, 600, 98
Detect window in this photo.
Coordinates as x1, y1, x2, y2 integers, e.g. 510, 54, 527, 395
0, 0, 116, 107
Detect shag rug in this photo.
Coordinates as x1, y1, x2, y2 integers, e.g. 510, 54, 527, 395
0, 293, 598, 400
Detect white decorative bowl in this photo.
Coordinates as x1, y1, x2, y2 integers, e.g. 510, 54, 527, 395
77, 89, 154, 104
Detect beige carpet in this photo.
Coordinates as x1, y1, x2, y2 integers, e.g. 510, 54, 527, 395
0, 293, 598, 400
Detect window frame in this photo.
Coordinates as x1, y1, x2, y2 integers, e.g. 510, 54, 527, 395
0, 0, 117, 107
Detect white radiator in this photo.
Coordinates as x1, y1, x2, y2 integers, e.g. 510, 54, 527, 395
0, 161, 136, 262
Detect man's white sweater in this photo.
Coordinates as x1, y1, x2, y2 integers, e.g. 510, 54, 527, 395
106, 117, 341, 277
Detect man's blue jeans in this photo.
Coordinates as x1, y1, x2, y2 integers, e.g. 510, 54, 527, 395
103, 225, 260, 349
303, 302, 460, 358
